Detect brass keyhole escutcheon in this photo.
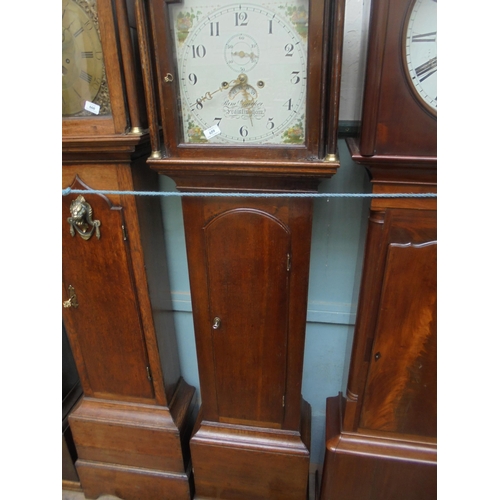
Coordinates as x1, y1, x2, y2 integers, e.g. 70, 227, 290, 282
212, 317, 221, 330
63, 285, 79, 309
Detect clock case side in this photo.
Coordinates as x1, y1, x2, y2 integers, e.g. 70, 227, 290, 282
63, 0, 149, 138
142, 0, 341, 175
357, 0, 437, 159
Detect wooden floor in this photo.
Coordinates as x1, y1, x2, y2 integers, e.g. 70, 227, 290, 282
62, 470, 320, 500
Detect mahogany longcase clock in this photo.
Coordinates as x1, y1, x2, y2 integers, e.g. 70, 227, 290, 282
62, 1, 196, 498
320, 0, 437, 498
136, 0, 345, 497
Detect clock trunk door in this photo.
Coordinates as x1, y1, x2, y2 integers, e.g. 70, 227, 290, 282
62, 188, 155, 403
204, 209, 290, 428
359, 211, 437, 438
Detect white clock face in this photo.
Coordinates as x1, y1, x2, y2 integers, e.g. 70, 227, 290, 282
404, 0, 437, 115
169, 0, 309, 145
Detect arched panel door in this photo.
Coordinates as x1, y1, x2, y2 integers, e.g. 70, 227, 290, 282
204, 208, 291, 428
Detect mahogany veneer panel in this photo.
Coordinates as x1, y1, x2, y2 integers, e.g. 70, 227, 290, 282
360, 242, 437, 436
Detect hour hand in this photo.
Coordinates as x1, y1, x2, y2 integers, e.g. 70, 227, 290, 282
194, 78, 239, 106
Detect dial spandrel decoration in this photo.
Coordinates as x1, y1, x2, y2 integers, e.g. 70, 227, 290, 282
62, 0, 111, 117
404, 0, 437, 115
169, 0, 309, 145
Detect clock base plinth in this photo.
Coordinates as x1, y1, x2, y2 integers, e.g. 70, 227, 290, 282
191, 401, 311, 500
69, 380, 196, 500
75, 460, 193, 500
319, 396, 437, 500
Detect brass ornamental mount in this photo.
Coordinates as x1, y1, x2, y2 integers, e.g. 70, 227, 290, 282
67, 195, 101, 241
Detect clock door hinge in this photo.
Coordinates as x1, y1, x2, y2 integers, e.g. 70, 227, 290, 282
146, 366, 152, 381
287, 253, 291, 271
122, 224, 128, 241
282, 395, 285, 407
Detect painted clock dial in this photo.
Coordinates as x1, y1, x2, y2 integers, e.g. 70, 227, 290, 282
169, 0, 309, 145
62, 0, 109, 117
404, 0, 437, 115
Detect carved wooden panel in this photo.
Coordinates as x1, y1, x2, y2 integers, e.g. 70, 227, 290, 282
62, 176, 155, 402
205, 209, 291, 427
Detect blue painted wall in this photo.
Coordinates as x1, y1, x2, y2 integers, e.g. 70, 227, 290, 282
158, 138, 372, 467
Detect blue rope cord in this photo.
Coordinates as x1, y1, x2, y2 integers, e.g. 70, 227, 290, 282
62, 188, 436, 198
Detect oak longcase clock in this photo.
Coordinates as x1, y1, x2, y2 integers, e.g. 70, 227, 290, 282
136, 0, 345, 497
320, 0, 437, 498
62, 1, 196, 498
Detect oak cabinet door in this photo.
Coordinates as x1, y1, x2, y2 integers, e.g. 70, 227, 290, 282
62, 188, 155, 402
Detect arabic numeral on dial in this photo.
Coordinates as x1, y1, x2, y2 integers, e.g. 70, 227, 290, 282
283, 98, 292, 111
235, 12, 248, 26
239, 126, 248, 137
266, 118, 275, 130
191, 45, 206, 58
195, 99, 203, 110
214, 117, 222, 127
284, 43, 294, 57
268, 20, 273, 34
188, 73, 198, 85
290, 71, 300, 84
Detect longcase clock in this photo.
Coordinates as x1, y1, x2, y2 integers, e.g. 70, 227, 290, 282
62, 1, 196, 498
137, 0, 345, 497
320, 0, 437, 498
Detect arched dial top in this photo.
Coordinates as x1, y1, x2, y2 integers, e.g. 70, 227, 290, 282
403, 0, 437, 115
169, 0, 309, 145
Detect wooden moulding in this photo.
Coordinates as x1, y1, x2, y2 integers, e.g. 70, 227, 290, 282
320, 396, 436, 500
70, 378, 196, 500
190, 400, 311, 500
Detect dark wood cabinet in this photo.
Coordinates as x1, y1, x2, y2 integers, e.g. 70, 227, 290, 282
319, 158, 437, 499
181, 191, 316, 499
320, 0, 437, 497
62, 1, 195, 498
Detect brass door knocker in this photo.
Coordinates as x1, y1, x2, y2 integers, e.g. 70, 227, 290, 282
67, 195, 101, 241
